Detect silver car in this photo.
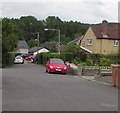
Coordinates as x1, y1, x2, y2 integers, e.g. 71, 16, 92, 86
14, 56, 24, 64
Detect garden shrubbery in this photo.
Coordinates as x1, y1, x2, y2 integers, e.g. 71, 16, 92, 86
36, 50, 119, 67
2, 52, 15, 68
77, 53, 119, 67
36, 52, 75, 65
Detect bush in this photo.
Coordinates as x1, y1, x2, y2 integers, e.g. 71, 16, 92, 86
99, 57, 111, 66
42, 53, 50, 65
86, 58, 94, 66
60, 52, 74, 62
78, 62, 87, 67
37, 52, 75, 65
37, 52, 60, 65
2, 52, 15, 67
72, 57, 81, 65
49, 53, 60, 58
88, 54, 101, 65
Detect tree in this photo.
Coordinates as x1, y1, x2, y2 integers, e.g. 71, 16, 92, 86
65, 43, 81, 54
2, 18, 19, 67
27, 39, 38, 48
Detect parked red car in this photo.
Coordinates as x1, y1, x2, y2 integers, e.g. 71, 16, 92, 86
46, 58, 67, 74
25, 55, 34, 62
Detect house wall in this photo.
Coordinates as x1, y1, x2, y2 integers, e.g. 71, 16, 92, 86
19, 49, 28, 54
81, 27, 101, 53
81, 27, 119, 54
100, 39, 119, 54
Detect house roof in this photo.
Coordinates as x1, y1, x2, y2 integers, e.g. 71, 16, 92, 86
67, 36, 84, 45
42, 42, 51, 50
28, 46, 42, 53
80, 46, 92, 53
17, 40, 29, 49
91, 20, 120, 40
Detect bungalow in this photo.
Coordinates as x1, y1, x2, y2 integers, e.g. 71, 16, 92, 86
80, 20, 120, 54
16, 40, 29, 54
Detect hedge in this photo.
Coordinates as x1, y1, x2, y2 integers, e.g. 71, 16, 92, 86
36, 52, 74, 65
2, 52, 15, 68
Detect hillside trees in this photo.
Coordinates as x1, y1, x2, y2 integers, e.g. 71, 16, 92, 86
3, 16, 89, 46
2, 16, 90, 67
2, 18, 19, 67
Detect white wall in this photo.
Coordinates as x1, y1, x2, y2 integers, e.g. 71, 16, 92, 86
19, 49, 28, 54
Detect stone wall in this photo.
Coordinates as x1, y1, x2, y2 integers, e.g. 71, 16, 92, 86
67, 65, 111, 77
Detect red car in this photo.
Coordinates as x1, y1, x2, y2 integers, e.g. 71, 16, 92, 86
46, 58, 67, 74
25, 55, 34, 62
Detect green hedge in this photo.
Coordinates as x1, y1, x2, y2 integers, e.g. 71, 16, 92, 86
2, 52, 15, 68
36, 52, 120, 66
36, 52, 74, 65
60, 52, 74, 62
87, 53, 120, 66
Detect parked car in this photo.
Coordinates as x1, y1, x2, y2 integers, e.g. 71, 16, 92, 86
46, 58, 67, 74
14, 56, 24, 64
25, 55, 34, 63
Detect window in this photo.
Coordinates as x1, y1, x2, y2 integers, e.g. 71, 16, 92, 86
114, 40, 119, 46
87, 39, 92, 45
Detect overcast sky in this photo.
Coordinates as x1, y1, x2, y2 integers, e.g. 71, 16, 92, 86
1, 0, 120, 24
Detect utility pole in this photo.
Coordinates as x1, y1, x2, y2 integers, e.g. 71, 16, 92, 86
37, 32, 39, 47
31, 32, 40, 47
44, 29, 60, 55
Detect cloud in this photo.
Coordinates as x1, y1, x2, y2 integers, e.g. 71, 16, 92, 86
2, 0, 119, 24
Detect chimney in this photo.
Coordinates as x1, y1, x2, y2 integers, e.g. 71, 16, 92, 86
102, 20, 108, 37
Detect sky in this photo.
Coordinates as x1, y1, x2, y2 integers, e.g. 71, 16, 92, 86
1, 0, 120, 24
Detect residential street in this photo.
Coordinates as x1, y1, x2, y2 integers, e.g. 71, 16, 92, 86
2, 63, 118, 111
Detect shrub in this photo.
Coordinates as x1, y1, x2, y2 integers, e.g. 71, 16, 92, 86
78, 62, 87, 67
86, 58, 94, 66
49, 53, 60, 58
42, 53, 50, 65
72, 57, 81, 65
2, 52, 15, 67
60, 52, 74, 62
99, 57, 111, 66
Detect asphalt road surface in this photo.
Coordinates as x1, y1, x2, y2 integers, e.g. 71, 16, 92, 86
2, 63, 118, 111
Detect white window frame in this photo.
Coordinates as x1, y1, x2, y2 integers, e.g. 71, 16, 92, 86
87, 39, 92, 45
114, 40, 119, 46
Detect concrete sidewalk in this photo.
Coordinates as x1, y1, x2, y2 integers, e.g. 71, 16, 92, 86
80, 75, 112, 86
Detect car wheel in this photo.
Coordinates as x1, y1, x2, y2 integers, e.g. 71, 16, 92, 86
48, 69, 51, 74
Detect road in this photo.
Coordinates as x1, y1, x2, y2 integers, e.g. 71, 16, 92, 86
2, 63, 118, 111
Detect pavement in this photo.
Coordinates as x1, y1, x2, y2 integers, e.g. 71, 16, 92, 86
80, 75, 112, 86
3, 63, 118, 111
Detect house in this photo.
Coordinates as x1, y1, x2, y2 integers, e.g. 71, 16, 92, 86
29, 46, 49, 55
28, 46, 41, 54
42, 41, 65, 52
33, 47, 49, 56
17, 40, 29, 54
80, 20, 120, 54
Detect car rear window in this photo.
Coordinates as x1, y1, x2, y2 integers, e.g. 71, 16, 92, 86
15, 56, 22, 59
50, 60, 64, 64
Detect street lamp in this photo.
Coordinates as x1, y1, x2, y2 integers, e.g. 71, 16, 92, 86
44, 28, 60, 55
